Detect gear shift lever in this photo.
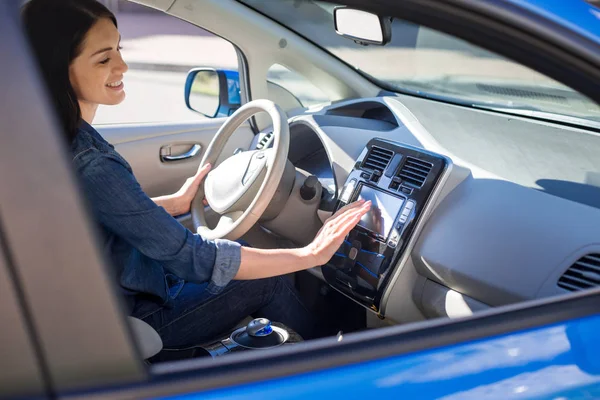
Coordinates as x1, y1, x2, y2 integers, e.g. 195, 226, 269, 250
246, 318, 273, 337
228, 318, 289, 349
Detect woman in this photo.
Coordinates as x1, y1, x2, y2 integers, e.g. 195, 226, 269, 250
22, 0, 370, 350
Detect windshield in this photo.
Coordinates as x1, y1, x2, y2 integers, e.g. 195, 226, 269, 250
239, 0, 600, 127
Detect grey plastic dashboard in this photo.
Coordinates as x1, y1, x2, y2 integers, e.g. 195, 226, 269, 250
265, 94, 600, 323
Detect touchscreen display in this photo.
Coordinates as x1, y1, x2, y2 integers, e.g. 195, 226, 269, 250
356, 186, 403, 239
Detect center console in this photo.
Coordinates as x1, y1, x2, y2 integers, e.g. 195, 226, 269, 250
200, 318, 302, 358
322, 138, 447, 314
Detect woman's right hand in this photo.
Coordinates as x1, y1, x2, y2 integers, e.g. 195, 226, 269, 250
303, 199, 371, 267
235, 200, 371, 280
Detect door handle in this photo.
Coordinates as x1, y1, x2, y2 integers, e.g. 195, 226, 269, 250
160, 144, 202, 162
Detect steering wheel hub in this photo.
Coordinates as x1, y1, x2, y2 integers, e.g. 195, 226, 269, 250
204, 149, 271, 214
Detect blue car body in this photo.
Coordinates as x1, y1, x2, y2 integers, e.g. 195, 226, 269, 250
510, 0, 600, 40
161, 315, 600, 399
155, 1, 600, 399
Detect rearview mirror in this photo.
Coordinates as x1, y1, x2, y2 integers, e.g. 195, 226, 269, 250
184, 68, 241, 118
334, 7, 391, 46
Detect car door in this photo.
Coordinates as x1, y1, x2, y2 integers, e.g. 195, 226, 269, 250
98, 121, 253, 199
0, 233, 46, 400
5, 0, 600, 400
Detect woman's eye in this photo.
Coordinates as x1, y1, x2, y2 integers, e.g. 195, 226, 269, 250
118, 45, 123, 51
99, 58, 110, 65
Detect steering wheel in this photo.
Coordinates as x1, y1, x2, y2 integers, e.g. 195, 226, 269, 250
191, 99, 290, 240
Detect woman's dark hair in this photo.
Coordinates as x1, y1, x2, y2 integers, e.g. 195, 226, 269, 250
22, 0, 117, 142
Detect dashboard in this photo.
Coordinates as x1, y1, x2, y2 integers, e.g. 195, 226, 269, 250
253, 95, 600, 324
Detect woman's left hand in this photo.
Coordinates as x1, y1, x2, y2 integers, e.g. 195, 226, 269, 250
175, 163, 211, 214
152, 163, 211, 216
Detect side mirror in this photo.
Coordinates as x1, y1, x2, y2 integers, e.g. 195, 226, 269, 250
184, 68, 241, 118
333, 7, 391, 46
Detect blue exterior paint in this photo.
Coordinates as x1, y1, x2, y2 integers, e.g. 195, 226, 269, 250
224, 70, 241, 105
512, 0, 600, 40
216, 70, 241, 117
161, 315, 600, 400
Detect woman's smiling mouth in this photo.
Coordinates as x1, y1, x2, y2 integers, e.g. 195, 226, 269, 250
106, 80, 123, 90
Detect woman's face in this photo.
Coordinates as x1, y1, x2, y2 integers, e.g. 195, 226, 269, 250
69, 18, 128, 108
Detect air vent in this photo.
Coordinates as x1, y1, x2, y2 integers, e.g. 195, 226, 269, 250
558, 254, 600, 292
362, 146, 393, 173
476, 84, 567, 104
256, 132, 274, 150
397, 157, 433, 188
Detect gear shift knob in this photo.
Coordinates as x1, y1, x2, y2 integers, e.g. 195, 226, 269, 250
246, 318, 273, 337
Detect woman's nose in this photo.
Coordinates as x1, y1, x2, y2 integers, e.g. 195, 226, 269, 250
115, 53, 128, 74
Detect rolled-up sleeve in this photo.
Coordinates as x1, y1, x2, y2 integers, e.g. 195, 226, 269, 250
78, 154, 241, 288
211, 239, 242, 287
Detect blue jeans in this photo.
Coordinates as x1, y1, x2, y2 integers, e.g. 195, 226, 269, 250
131, 276, 315, 349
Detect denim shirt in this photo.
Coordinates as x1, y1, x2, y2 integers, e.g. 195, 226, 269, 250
71, 121, 241, 310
